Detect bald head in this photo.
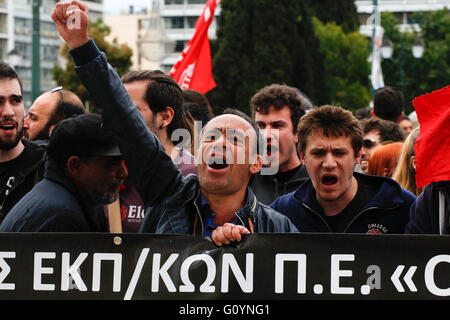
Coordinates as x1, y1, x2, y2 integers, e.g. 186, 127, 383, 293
24, 89, 85, 141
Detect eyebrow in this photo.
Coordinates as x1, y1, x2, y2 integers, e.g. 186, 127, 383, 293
257, 120, 287, 126
203, 127, 247, 139
310, 147, 349, 153
10, 94, 23, 101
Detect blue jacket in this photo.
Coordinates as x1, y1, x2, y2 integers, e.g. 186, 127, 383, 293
404, 181, 450, 234
70, 40, 298, 235
271, 172, 416, 234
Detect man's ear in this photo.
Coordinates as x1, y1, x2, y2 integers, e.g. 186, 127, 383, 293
159, 106, 175, 129
355, 149, 362, 164
66, 155, 82, 176
398, 111, 404, 123
371, 109, 376, 118
48, 124, 57, 136
249, 154, 263, 175
299, 150, 305, 163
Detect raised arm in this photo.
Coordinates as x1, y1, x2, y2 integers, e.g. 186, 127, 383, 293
51, 1, 182, 205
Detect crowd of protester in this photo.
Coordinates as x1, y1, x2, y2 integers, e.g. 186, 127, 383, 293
0, 1, 448, 244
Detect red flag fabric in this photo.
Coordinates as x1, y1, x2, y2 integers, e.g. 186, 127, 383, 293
169, 0, 218, 94
413, 85, 450, 188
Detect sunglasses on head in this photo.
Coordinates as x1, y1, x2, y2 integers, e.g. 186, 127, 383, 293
51, 86, 64, 103
363, 138, 380, 149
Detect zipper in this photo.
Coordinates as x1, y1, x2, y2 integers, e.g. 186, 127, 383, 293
193, 201, 204, 235
343, 204, 400, 233
235, 195, 257, 232
301, 202, 333, 232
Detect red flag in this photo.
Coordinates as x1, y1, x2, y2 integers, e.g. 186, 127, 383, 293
169, 0, 218, 94
413, 85, 450, 188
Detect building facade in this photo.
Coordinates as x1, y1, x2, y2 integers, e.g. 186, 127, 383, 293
0, 0, 103, 109
356, 0, 450, 35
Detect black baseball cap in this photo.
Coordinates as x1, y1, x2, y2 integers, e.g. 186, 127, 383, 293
47, 113, 121, 158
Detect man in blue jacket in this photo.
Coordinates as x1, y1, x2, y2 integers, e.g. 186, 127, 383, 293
271, 105, 416, 233
50, 1, 297, 245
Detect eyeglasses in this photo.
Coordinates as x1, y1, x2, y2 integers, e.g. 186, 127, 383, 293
363, 138, 380, 149
51, 86, 64, 103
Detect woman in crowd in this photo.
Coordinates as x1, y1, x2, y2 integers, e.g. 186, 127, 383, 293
392, 128, 423, 196
368, 142, 403, 178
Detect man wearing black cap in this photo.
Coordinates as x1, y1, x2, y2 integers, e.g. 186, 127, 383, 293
0, 113, 128, 232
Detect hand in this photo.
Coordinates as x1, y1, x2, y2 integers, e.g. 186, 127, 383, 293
50, 0, 90, 50
211, 223, 250, 246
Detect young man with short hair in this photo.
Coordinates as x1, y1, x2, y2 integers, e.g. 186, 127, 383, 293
359, 117, 405, 174
250, 84, 309, 205
271, 105, 416, 233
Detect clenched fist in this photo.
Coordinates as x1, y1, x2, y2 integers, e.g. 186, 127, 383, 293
51, 0, 90, 50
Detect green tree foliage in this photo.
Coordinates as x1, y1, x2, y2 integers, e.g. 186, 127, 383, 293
53, 18, 133, 111
313, 17, 371, 112
306, 0, 359, 33
381, 9, 450, 114
208, 0, 329, 115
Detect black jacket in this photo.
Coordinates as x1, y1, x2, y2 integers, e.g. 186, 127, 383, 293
404, 181, 450, 234
71, 40, 298, 235
0, 158, 107, 232
251, 164, 309, 205
0, 139, 46, 222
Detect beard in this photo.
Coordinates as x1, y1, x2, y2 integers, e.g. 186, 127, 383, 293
31, 122, 52, 141
87, 182, 123, 206
0, 119, 24, 150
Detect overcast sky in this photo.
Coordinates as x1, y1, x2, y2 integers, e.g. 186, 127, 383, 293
103, 0, 151, 15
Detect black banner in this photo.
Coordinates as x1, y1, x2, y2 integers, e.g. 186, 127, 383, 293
0, 233, 449, 300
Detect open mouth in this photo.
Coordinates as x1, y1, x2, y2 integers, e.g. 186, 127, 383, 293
207, 156, 229, 171
321, 174, 338, 186
0, 123, 16, 135
265, 144, 278, 157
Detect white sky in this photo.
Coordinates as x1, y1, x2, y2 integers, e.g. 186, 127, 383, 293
103, 0, 152, 15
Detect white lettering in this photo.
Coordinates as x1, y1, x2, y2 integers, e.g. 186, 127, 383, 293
152, 253, 178, 292
221, 253, 253, 293
425, 254, 450, 296
61, 252, 88, 291
274, 254, 306, 293
331, 254, 355, 294
129, 206, 136, 218
0, 252, 15, 290
179, 254, 215, 293
33, 252, 55, 291
92, 253, 122, 292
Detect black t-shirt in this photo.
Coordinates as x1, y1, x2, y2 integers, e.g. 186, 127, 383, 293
322, 175, 379, 232
0, 142, 42, 211
274, 165, 302, 184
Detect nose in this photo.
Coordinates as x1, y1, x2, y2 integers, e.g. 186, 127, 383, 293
322, 152, 337, 169
117, 161, 128, 180
1, 101, 15, 118
23, 115, 30, 129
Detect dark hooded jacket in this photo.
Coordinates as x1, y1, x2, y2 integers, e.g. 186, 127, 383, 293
251, 164, 309, 205
0, 158, 107, 232
404, 181, 450, 234
271, 172, 416, 234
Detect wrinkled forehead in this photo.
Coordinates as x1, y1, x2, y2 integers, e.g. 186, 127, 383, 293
202, 114, 256, 137
306, 128, 353, 148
